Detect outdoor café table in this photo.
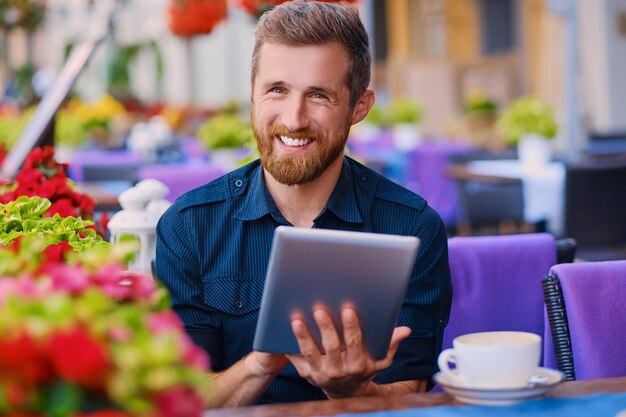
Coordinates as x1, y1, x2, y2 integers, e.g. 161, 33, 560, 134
447, 159, 565, 235
202, 376, 626, 417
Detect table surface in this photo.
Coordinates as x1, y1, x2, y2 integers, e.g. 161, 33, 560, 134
203, 376, 626, 417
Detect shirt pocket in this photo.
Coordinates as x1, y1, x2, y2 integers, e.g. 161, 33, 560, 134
203, 276, 264, 316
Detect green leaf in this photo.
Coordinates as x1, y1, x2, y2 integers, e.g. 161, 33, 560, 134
40, 381, 84, 417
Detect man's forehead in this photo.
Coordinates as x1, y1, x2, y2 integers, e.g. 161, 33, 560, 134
256, 42, 350, 84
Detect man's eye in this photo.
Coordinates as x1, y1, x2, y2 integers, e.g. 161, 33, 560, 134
311, 93, 327, 100
271, 87, 284, 94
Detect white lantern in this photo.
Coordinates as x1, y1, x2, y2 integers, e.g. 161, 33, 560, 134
108, 187, 155, 276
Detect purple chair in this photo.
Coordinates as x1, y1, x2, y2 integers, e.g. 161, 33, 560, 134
543, 260, 626, 380
138, 163, 225, 202
67, 149, 143, 183
403, 140, 472, 226
444, 233, 557, 354
180, 136, 209, 162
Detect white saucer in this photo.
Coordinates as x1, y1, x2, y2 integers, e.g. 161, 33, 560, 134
433, 367, 565, 406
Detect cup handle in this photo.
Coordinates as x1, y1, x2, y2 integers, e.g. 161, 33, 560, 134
438, 348, 457, 374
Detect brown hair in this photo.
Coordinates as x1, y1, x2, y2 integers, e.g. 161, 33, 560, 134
251, 0, 371, 108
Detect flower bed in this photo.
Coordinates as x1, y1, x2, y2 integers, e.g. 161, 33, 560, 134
0, 148, 212, 416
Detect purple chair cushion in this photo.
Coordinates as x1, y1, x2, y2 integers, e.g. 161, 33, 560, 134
546, 261, 626, 379
404, 141, 472, 225
444, 233, 556, 354
138, 163, 225, 202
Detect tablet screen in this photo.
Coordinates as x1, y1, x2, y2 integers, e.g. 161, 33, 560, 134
253, 226, 420, 360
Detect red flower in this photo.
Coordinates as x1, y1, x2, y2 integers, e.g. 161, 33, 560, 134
45, 326, 111, 388
74, 412, 134, 417
168, 0, 227, 37
0, 333, 52, 386
236, 0, 359, 17
47, 198, 78, 217
0, 146, 98, 222
7, 235, 24, 252
42, 241, 74, 263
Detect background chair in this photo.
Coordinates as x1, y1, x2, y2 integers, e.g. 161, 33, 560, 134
443, 234, 576, 355
82, 164, 140, 184
563, 162, 626, 260
138, 163, 225, 202
543, 260, 626, 381
448, 150, 529, 235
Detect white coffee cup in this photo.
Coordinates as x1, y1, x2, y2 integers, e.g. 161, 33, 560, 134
438, 331, 541, 389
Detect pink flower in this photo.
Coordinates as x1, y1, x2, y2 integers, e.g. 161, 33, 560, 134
90, 265, 156, 301
181, 338, 210, 371
107, 325, 133, 343
148, 312, 210, 370
41, 264, 89, 295
148, 311, 183, 334
119, 271, 157, 300
153, 386, 205, 417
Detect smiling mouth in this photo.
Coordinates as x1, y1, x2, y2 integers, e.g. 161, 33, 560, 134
279, 135, 312, 147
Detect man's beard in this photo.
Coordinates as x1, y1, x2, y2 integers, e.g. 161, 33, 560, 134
252, 114, 351, 186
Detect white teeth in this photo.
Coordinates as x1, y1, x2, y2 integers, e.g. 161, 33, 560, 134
279, 136, 311, 147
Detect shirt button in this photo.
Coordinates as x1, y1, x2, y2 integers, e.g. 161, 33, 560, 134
360, 174, 368, 182
236, 300, 243, 309
235, 179, 243, 187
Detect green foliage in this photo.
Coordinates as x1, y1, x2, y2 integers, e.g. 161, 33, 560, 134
387, 97, 423, 125
496, 96, 558, 145
107, 41, 164, 100
0, 108, 89, 149
55, 110, 89, 147
363, 97, 424, 127
196, 113, 254, 150
363, 104, 391, 128
464, 92, 498, 115
0, 112, 29, 148
0, 196, 108, 253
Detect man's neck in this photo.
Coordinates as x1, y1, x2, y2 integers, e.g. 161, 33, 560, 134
264, 156, 344, 228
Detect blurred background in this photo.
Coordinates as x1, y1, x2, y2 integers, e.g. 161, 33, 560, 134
1, 0, 626, 258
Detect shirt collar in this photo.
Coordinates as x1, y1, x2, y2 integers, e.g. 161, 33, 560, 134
234, 157, 362, 224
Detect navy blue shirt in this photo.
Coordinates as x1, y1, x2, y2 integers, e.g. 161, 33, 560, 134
156, 156, 452, 404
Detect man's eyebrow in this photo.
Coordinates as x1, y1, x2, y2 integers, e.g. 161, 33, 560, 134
260, 80, 288, 90
309, 86, 338, 98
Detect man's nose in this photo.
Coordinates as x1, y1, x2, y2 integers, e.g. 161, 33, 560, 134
281, 96, 309, 132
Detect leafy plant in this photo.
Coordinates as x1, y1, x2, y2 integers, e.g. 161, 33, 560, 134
363, 104, 391, 128
54, 109, 89, 148
387, 97, 423, 125
196, 113, 254, 150
496, 96, 558, 145
464, 91, 497, 115
0, 196, 107, 254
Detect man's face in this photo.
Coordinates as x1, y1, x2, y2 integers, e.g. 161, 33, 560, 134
251, 42, 355, 186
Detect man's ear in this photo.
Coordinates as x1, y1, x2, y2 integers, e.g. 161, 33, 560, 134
351, 89, 376, 125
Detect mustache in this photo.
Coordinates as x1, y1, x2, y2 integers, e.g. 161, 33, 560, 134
265, 124, 319, 140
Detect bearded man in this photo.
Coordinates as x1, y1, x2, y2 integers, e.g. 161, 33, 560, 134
156, 0, 451, 408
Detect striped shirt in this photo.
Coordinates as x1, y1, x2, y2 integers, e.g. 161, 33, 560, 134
156, 156, 452, 404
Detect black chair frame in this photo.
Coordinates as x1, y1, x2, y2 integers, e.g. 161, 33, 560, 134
542, 273, 576, 381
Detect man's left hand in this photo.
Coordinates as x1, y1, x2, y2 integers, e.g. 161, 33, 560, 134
287, 306, 411, 398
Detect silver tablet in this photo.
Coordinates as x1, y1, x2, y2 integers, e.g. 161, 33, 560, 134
253, 226, 420, 360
